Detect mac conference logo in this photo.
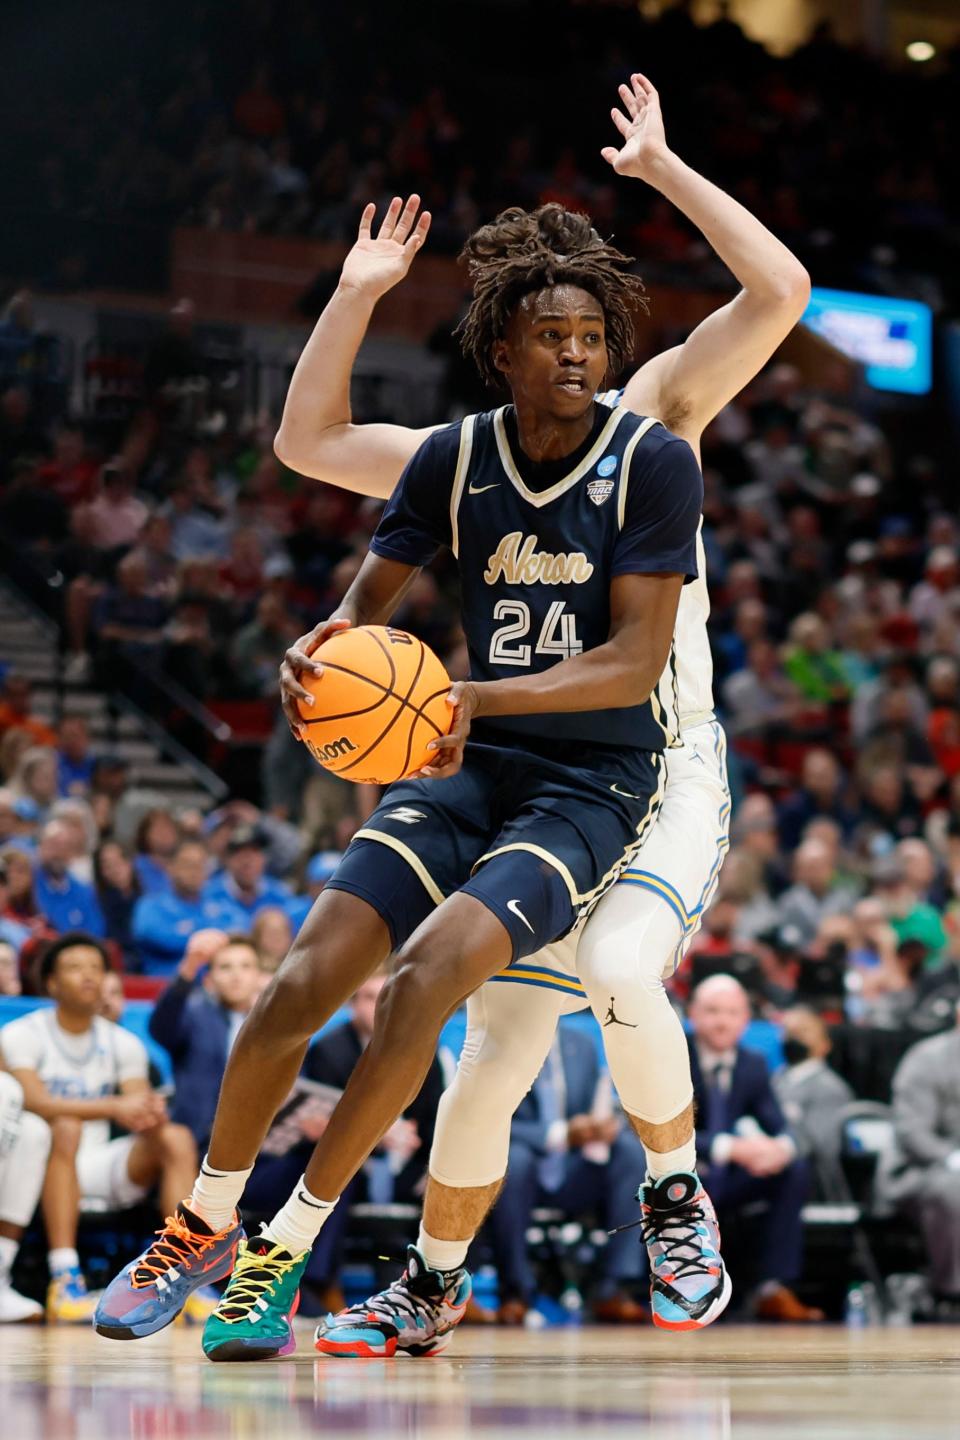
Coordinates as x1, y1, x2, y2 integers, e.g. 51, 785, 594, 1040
588, 455, 617, 506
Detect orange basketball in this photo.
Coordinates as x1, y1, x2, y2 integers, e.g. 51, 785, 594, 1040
296, 625, 453, 785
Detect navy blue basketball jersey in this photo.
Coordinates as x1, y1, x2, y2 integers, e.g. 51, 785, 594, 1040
370, 403, 703, 752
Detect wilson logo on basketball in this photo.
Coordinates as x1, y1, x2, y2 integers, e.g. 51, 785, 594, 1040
312, 736, 357, 762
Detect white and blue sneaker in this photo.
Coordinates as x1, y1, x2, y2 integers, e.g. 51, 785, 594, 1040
640, 1172, 732, 1330
315, 1245, 471, 1357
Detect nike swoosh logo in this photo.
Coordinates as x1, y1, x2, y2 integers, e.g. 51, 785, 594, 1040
468, 482, 500, 494
506, 898, 535, 933
610, 783, 640, 799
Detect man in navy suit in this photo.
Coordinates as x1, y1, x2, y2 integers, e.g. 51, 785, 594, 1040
490, 1022, 649, 1324
689, 975, 823, 1321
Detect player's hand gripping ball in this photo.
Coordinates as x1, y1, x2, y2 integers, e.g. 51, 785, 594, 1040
293, 625, 453, 784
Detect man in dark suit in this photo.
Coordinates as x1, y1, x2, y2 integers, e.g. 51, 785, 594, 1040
148, 929, 262, 1149
689, 974, 823, 1321
489, 1022, 649, 1325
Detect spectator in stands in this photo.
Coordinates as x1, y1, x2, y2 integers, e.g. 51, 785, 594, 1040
0, 932, 198, 1322
871, 852, 948, 966
777, 750, 858, 852
99, 968, 125, 1025
56, 715, 95, 797
489, 1024, 648, 1325
34, 422, 98, 507
774, 1008, 854, 1197
33, 819, 105, 937
131, 837, 243, 974
92, 551, 170, 674
0, 1068, 51, 1322
883, 999, 960, 1318
856, 762, 923, 847
47, 798, 97, 884
148, 929, 259, 1150
203, 825, 294, 923
688, 975, 823, 1321
782, 614, 850, 706
251, 905, 293, 978
133, 808, 179, 895
775, 838, 860, 948
0, 846, 47, 950
0, 790, 19, 849
229, 592, 298, 698
0, 675, 57, 748
286, 849, 342, 929
77, 460, 150, 554
93, 841, 142, 971
0, 942, 20, 995
0, 858, 31, 957
9, 746, 58, 824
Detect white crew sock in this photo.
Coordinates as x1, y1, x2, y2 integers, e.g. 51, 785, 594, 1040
262, 1176, 338, 1257
417, 1224, 469, 1274
644, 1138, 698, 1182
189, 1155, 253, 1231
49, 1246, 80, 1275
0, 1235, 18, 1283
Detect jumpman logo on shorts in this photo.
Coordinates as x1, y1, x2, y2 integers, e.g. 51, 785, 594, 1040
603, 997, 638, 1028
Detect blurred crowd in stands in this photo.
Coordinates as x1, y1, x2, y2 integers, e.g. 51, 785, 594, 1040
9, 0, 960, 304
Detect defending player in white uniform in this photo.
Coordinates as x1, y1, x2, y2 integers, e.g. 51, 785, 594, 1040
273, 73, 810, 1347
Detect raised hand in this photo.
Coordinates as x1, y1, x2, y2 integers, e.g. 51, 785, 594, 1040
601, 73, 671, 182
339, 195, 432, 301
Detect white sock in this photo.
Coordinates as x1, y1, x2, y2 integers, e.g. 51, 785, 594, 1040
263, 1176, 337, 1257
49, 1246, 80, 1275
644, 1138, 698, 1181
0, 1235, 17, 1283
189, 1155, 252, 1232
417, 1224, 469, 1274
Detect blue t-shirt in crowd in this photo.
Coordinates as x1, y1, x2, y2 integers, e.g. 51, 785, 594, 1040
131, 890, 247, 976
34, 868, 106, 937
57, 751, 95, 796
203, 871, 297, 922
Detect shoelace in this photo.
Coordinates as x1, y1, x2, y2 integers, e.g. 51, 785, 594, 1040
641, 1200, 716, 1281
610, 1199, 715, 1282
343, 1272, 445, 1330
215, 1248, 298, 1323
132, 1213, 218, 1289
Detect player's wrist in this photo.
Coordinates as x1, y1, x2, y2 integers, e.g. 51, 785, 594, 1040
336, 276, 384, 307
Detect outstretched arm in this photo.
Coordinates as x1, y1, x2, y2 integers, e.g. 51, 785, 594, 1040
603, 74, 811, 444
273, 195, 438, 497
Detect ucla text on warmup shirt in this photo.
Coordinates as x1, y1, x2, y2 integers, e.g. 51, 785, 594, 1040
370, 403, 703, 752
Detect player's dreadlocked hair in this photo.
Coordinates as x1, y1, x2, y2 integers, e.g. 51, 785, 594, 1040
458, 203, 647, 391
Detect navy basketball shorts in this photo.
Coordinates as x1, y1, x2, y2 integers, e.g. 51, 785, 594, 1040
325, 737, 666, 961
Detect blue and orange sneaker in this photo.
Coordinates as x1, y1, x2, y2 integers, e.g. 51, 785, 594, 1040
315, 1245, 471, 1358
94, 1204, 244, 1340
640, 1172, 732, 1330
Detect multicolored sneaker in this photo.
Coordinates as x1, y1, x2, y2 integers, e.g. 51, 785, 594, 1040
48, 1266, 100, 1324
640, 1172, 732, 1331
94, 1204, 243, 1340
202, 1236, 308, 1362
315, 1245, 471, 1358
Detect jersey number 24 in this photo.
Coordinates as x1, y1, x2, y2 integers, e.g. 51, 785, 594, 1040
489, 600, 583, 667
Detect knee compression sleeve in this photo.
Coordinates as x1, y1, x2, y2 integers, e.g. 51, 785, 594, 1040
428, 982, 565, 1190
576, 883, 694, 1125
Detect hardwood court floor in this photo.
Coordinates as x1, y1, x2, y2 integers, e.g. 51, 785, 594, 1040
4, 1320, 960, 1439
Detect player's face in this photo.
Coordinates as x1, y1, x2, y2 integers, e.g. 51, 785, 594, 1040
495, 285, 608, 420
49, 945, 108, 1013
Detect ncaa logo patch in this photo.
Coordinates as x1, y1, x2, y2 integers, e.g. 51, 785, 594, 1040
596, 454, 618, 477
587, 476, 615, 506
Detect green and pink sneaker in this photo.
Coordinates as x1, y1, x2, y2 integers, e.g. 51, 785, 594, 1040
202, 1235, 308, 1362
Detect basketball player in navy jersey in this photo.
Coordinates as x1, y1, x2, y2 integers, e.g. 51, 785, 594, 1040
95, 75, 812, 1355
